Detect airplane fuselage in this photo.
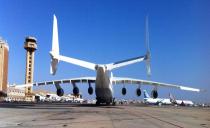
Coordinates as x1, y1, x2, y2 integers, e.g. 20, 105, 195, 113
95, 65, 113, 104
144, 98, 172, 105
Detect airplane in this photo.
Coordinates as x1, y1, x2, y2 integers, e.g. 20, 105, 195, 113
45, 93, 61, 102
169, 93, 194, 106
35, 94, 46, 102
143, 90, 172, 105
12, 15, 200, 105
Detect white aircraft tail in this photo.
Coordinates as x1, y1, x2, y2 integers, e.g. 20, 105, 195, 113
169, 93, 177, 103
50, 15, 152, 74
52, 14, 59, 56
50, 14, 60, 75
50, 15, 96, 75
145, 16, 151, 77
106, 16, 151, 73
143, 90, 150, 98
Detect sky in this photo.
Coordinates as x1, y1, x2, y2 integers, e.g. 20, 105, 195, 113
0, 0, 209, 103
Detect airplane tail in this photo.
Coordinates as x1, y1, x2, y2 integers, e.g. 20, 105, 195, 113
145, 16, 151, 77
106, 16, 151, 71
50, 15, 96, 75
50, 15, 152, 73
169, 93, 177, 104
50, 14, 60, 75
143, 90, 150, 98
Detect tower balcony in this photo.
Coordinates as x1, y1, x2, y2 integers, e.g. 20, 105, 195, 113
24, 36, 37, 51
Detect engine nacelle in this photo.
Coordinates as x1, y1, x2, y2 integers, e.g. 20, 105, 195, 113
73, 86, 79, 95
151, 90, 158, 99
88, 86, 93, 95
136, 88, 141, 97
122, 87, 126, 95
56, 88, 64, 96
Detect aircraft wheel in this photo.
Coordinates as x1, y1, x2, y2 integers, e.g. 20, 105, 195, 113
106, 102, 110, 105
96, 100, 100, 105
112, 98, 116, 106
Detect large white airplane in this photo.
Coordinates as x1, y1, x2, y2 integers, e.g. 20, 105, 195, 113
14, 15, 200, 105
143, 90, 172, 105
169, 93, 194, 106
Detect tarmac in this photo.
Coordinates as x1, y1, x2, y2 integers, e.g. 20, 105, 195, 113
0, 102, 210, 128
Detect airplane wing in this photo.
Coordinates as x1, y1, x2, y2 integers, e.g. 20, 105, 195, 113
112, 77, 200, 92
33, 77, 96, 86
11, 77, 96, 88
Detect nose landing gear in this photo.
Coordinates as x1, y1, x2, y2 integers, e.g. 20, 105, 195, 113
96, 97, 116, 106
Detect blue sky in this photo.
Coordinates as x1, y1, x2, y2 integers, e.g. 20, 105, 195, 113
0, 0, 209, 103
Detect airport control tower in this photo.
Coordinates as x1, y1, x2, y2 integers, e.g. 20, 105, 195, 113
24, 36, 37, 101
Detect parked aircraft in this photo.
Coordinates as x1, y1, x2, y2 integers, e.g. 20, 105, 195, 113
35, 94, 46, 102
143, 90, 172, 105
45, 93, 61, 102
12, 15, 200, 105
169, 93, 194, 106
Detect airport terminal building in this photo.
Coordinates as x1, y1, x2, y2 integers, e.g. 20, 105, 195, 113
0, 38, 9, 98
5, 87, 25, 102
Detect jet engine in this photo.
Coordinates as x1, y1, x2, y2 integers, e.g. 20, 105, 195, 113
88, 86, 93, 95
136, 88, 141, 97
122, 87, 126, 95
56, 88, 64, 96
88, 82, 93, 95
151, 90, 158, 99
73, 86, 79, 95
55, 83, 64, 96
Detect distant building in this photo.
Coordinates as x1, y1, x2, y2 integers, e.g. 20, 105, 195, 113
5, 86, 25, 102
0, 38, 9, 98
33, 90, 83, 102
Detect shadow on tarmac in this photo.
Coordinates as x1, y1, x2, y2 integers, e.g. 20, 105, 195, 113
0, 102, 124, 109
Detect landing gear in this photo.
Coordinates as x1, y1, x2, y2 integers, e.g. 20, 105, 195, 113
112, 98, 116, 106
106, 102, 110, 105
96, 97, 115, 106
96, 97, 101, 106
96, 100, 100, 105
